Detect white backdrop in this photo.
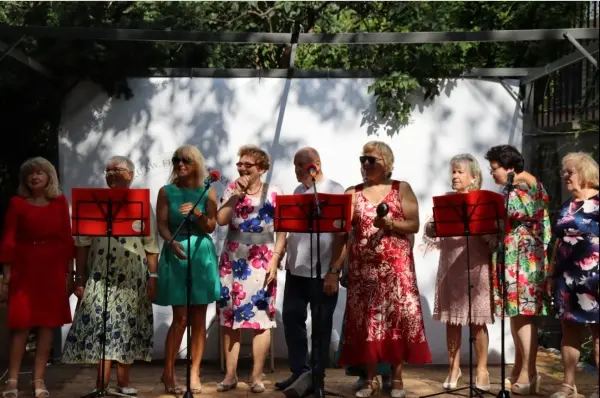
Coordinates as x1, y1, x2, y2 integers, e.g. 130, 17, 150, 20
58, 77, 522, 365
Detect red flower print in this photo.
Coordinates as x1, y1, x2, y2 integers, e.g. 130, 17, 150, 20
270, 192, 277, 206
248, 244, 272, 269
577, 252, 599, 271
219, 252, 233, 277
226, 241, 240, 252
232, 282, 247, 306
241, 321, 261, 329
222, 308, 234, 327
235, 196, 254, 219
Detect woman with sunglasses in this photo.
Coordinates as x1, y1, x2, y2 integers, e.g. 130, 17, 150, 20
215, 145, 285, 393
333, 141, 431, 398
154, 144, 221, 394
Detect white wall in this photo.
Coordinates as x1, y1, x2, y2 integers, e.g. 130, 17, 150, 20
58, 77, 522, 365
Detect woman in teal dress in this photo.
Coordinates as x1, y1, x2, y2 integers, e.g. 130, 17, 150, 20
154, 144, 220, 394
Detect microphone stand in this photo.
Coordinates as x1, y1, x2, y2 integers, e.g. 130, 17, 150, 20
167, 180, 213, 398
496, 174, 515, 398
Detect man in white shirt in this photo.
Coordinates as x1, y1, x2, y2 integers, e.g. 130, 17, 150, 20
275, 147, 345, 393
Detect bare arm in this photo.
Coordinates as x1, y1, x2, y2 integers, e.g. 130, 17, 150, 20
156, 187, 173, 242
388, 181, 420, 234
194, 189, 218, 233
75, 246, 90, 284
216, 187, 242, 226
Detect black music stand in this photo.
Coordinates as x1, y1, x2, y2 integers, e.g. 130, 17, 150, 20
419, 190, 504, 398
274, 192, 352, 398
167, 182, 213, 398
72, 188, 151, 398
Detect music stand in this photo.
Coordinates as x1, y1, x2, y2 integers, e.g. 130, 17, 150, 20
72, 188, 151, 398
275, 192, 352, 398
419, 190, 504, 398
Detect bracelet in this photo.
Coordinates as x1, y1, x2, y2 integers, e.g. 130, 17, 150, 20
272, 252, 281, 258
148, 272, 159, 279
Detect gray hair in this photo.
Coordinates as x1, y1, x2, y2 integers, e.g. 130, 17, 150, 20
450, 153, 482, 191
107, 155, 135, 174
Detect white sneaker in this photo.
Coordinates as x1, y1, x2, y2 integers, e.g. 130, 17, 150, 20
116, 386, 138, 395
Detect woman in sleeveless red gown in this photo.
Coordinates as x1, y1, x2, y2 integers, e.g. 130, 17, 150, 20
337, 141, 431, 398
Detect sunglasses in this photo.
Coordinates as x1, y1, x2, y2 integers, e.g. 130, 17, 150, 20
359, 156, 380, 164
172, 156, 194, 165
236, 162, 257, 169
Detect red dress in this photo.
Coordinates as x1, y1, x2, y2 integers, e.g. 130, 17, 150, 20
338, 181, 432, 367
0, 195, 74, 329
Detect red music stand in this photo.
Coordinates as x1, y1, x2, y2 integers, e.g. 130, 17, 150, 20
422, 190, 504, 398
274, 193, 352, 233
70, 187, 150, 398
274, 192, 351, 398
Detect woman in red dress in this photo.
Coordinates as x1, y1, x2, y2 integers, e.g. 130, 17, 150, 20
335, 141, 431, 398
0, 157, 74, 398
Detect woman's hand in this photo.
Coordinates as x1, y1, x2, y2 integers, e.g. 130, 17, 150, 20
373, 215, 392, 230
266, 256, 278, 285
234, 176, 250, 195
179, 202, 200, 217
147, 277, 157, 300
170, 241, 187, 259
73, 283, 85, 300
424, 221, 436, 238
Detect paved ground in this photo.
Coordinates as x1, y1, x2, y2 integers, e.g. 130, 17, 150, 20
3, 349, 598, 398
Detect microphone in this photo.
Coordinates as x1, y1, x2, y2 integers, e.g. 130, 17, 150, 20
376, 202, 389, 218
507, 172, 515, 185
204, 170, 221, 185
306, 164, 318, 179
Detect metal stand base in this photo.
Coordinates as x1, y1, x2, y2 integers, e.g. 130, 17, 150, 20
81, 388, 130, 398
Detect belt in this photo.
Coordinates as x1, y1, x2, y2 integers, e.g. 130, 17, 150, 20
226, 230, 275, 245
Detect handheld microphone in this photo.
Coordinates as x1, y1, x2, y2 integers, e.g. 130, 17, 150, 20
306, 164, 318, 179
204, 170, 221, 185
376, 202, 389, 218
506, 172, 515, 186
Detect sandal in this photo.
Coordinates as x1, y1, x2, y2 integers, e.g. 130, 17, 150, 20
31, 379, 49, 398
2, 379, 18, 398
550, 384, 577, 398
250, 382, 265, 394
356, 377, 381, 398
216, 379, 238, 392
160, 376, 184, 395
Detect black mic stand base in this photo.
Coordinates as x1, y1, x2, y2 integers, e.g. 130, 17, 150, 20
182, 392, 194, 398
283, 371, 345, 398
421, 385, 494, 398
81, 388, 130, 398
496, 389, 511, 398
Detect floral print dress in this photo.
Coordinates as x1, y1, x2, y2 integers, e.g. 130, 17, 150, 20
217, 183, 282, 329
554, 193, 599, 323
492, 182, 552, 317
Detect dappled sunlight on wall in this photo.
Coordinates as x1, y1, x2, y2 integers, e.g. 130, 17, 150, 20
59, 77, 522, 364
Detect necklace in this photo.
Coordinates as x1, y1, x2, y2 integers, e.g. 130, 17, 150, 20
246, 182, 263, 196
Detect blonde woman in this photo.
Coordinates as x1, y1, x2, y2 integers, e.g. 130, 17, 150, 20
423, 154, 494, 391
62, 156, 159, 395
0, 157, 74, 398
550, 152, 599, 398
154, 145, 221, 394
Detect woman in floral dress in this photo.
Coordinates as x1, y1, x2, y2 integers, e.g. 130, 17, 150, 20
485, 145, 551, 396
550, 152, 599, 398
216, 145, 286, 393
336, 141, 431, 398
62, 156, 159, 396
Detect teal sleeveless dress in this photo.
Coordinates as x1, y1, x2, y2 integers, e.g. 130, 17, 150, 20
154, 184, 220, 306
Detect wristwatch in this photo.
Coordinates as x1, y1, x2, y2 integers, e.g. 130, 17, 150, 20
328, 267, 341, 275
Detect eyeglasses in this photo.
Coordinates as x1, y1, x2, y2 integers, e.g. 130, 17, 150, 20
105, 167, 129, 174
172, 156, 194, 166
236, 162, 257, 169
561, 169, 576, 177
359, 156, 381, 164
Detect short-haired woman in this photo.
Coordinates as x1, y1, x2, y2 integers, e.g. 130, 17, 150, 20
0, 157, 75, 398
154, 144, 221, 394
61, 155, 160, 395
549, 152, 599, 398
216, 145, 285, 393
423, 154, 494, 391
485, 144, 551, 395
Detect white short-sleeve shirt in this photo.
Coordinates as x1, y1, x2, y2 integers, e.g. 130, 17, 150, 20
285, 177, 345, 278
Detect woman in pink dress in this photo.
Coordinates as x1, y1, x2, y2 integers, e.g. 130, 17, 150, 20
335, 141, 431, 398
422, 154, 495, 391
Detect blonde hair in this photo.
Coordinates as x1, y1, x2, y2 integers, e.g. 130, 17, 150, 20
18, 157, 62, 199
562, 152, 599, 188
450, 153, 483, 191
168, 144, 207, 188
239, 145, 270, 171
363, 141, 394, 177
